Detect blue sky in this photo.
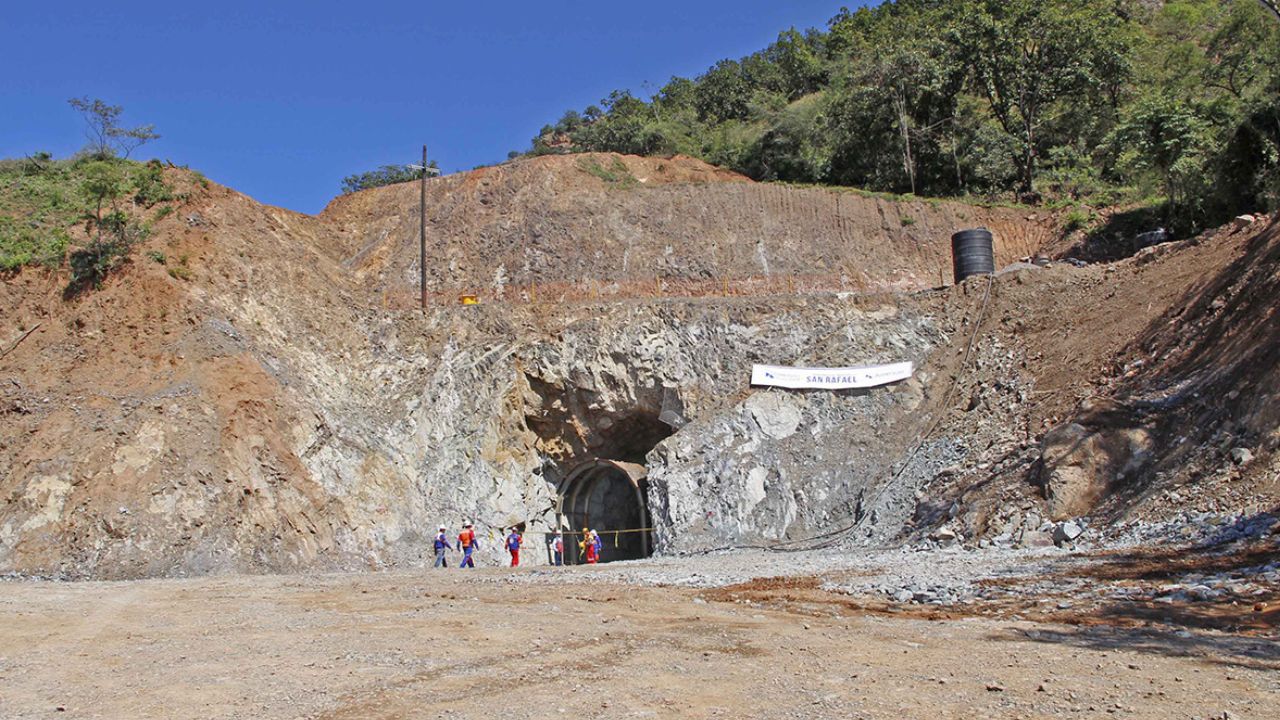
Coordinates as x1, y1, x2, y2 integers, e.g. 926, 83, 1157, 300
1, 1, 863, 214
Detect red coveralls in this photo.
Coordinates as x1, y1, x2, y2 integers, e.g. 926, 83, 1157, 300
507, 532, 522, 567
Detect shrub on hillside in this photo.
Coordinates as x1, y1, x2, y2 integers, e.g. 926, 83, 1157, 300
66, 210, 149, 293
341, 162, 438, 194
1, 135, 174, 283
0, 215, 68, 271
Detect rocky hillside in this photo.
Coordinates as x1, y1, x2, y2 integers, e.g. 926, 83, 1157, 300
324, 154, 1057, 301
0, 153, 1275, 578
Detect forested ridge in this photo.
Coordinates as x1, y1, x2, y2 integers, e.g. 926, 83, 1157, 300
526, 0, 1280, 234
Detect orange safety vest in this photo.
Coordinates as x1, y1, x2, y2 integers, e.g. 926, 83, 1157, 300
459, 529, 475, 548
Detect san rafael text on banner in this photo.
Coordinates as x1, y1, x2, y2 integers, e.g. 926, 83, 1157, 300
750, 361, 914, 390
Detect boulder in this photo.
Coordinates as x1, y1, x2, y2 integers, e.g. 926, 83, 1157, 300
1040, 424, 1097, 518
1053, 521, 1085, 546
1040, 420, 1153, 520
744, 392, 802, 440
931, 525, 959, 544
1019, 529, 1056, 548
1134, 228, 1168, 248
1230, 447, 1254, 466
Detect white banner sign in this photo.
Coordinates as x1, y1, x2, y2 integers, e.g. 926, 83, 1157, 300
751, 361, 914, 390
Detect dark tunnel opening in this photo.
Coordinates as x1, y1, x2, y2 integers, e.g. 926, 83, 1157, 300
523, 377, 682, 564
558, 459, 653, 564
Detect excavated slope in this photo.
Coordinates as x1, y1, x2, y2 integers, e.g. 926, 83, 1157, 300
322, 153, 1057, 300
0, 154, 1274, 579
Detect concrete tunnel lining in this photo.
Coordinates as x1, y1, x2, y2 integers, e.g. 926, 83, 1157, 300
557, 459, 652, 563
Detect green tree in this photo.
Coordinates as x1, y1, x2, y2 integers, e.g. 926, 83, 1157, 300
67, 97, 160, 159
1112, 93, 1218, 218
694, 60, 753, 123
765, 28, 828, 100
80, 160, 128, 223
67, 207, 149, 292
825, 2, 967, 194
742, 95, 830, 182
1215, 92, 1280, 214
554, 110, 586, 134
66, 159, 149, 291
863, 46, 951, 194
655, 76, 697, 113
1203, 2, 1275, 99
951, 0, 1133, 196
571, 91, 675, 156
825, 5, 879, 60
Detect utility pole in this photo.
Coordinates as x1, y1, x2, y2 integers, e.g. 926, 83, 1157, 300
420, 144, 428, 311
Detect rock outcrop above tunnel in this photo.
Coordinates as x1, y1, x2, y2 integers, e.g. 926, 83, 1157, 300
323, 153, 1057, 301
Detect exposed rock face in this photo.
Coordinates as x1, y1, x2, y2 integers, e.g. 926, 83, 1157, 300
638, 303, 948, 553
1040, 417, 1154, 520
0, 253, 952, 578
512, 298, 948, 555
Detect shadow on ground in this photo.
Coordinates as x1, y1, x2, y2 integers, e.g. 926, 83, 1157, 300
997, 623, 1280, 672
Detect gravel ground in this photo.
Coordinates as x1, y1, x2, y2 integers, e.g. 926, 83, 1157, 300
502, 543, 1069, 593
495, 511, 1280, 611
1, 551, 1277, 720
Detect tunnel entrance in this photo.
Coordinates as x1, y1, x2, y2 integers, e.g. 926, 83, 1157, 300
522, 374, 684, 564
557, 459, 652, 563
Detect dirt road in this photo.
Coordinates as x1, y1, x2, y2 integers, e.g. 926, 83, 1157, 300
1, 562, 1276, 720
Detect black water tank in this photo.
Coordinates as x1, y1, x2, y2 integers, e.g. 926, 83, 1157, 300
951, 228, 995, 283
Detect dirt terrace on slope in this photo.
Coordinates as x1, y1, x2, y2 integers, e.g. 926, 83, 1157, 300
321, 153, 1058, 302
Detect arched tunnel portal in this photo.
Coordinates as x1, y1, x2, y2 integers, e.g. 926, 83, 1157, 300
557, 459, 652, 564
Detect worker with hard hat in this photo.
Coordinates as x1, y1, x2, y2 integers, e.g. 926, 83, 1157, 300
551, 532, 565, 566
458, 522, 479, 568
506, 527, 523, 567
578, 527, 598, 564
433, 525, 454, 568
